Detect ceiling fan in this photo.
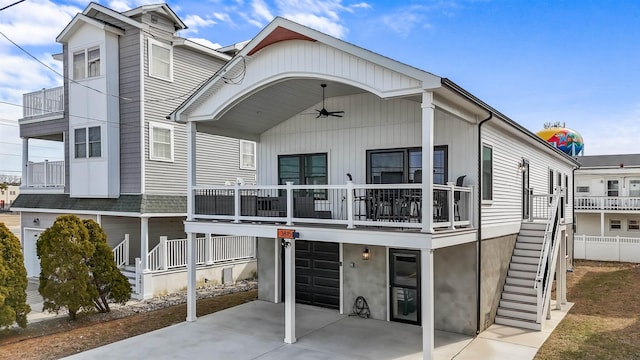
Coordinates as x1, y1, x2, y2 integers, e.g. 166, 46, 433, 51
313, 84, 344, 118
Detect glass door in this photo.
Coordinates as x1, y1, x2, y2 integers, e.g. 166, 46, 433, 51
390, 249, 420, 325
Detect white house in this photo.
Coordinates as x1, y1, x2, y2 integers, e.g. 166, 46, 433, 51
169, 17, 578, 359
11, 3, 257, 298
0, 184, 19, 210
574, 154, 640, 262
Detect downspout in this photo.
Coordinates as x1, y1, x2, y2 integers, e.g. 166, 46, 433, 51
476, 111, 493, 335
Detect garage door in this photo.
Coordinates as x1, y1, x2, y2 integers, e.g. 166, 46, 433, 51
295, 241, 340, 309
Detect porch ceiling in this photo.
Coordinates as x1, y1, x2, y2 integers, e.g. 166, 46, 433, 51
195, 79, 384, 139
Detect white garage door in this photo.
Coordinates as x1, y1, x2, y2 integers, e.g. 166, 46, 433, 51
23, 229, 42, 278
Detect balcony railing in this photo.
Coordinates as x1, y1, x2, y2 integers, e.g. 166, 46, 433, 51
25, 160, 64, 188
23, 87, 64, 118
192, 182, 473, 231
575, 196, 640, 211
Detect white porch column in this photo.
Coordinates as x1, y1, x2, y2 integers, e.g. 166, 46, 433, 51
140, 217, 149, 271
22, 138, 28, 187
284, 239, 296, 344
186, 121, 196, 221
274, 238, 281, 303
421, 248, 434, 360
186, 231, 197, 322
600, 212, 605, 236
421, 92, 435, 233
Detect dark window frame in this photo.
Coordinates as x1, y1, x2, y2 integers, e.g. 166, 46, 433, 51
366, 146, 448, 184
278, 153, 328, 199
482, 144, 493, 201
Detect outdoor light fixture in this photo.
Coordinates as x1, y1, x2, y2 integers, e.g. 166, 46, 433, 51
33, 218, 39, 225
362, 248, 370, 260
518, 159, 527, 172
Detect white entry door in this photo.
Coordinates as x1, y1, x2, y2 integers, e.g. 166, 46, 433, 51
23, 229, 42, 278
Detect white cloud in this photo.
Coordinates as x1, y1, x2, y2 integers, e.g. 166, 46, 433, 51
282, 12, 347, 38
182, 14, 217, 35
213, 12, 233, 23
106, 0, 158, 12
188, 38, 222, 50
0, 0, 79, 46
252, 0, 275, 23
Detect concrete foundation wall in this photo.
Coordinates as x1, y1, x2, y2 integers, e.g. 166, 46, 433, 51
343, 244, 386, 320
257, 237, 277, 302
150, 260, 256, 296
480, 233, 517, 332
434, 242, 477, 335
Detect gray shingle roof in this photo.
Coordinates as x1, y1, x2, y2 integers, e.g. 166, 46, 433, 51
577, 154, 640, 168
11, 194, 187, 214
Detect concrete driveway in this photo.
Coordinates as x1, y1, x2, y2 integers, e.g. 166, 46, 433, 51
63, 300, 570, 360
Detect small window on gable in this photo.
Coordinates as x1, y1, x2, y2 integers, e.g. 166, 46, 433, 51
148, 39, 172, 81
240, 140, 256, 170
610, 219, 622, 230
149, 121, 174, 162
628, 219, 640, 231
73, 47, 100, 80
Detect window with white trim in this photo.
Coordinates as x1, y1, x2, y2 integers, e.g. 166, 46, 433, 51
240, 140, 256, 170
610, 219, 622, 230
73, 47, 100, 80
149, 122, 174, 162
576, 185, 590, 193
628, 219, 640, 231
482, 144, 493, 201
629, 180, 640, 197
74, 126, 101, 158
148, 39, 172, 81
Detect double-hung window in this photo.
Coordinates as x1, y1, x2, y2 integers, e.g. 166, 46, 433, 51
148, 39, 172, 81
73, 47, 100, 80
149, 122, 174, 162
482, 144, 493, 201
74, 126, 101, 158
240, 140, 256, 170
278, 153, 327, 199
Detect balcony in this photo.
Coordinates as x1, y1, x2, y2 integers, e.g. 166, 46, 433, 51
24, 160, 65, 190
191, 182, 473, 231
575, 196, 640, 211
22, 87, 64, 119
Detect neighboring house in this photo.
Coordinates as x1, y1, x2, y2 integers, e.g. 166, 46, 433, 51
0, 184, 20, 210
170, 17, 579, 359
574, 154, 640, 262
11, 3, 257, 298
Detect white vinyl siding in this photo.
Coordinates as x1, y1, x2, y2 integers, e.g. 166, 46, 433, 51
148, 38, 172, 81
149, 121, 174, 162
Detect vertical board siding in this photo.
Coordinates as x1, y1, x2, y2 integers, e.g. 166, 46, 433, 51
482, 123, 574, 227
257, 93, 475, 186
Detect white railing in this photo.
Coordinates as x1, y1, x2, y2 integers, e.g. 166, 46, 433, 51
25, 160, 64, 188
112, 234, 130, 268
147, 235, 256, 272
192, 182, 473, 231
22, 86, 64, 118
533, 189, 563, 323
574, 234, 640, 263
575, 196, 640, 211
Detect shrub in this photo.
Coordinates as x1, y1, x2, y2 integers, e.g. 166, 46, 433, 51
0, 223, 30, 328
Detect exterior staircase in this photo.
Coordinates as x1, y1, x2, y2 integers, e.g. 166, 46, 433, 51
120, 265, 139, 296
495, 221, 546, 331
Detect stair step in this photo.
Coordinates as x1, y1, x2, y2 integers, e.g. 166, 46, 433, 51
512, 255, 539, 265
497, 307, 538, 321
503, 284, 536, 295
499, 299, 537, 312
502, 291, 537, 303
519, 229, 546, 238
510, 262, 538, 272
508, 269, 537, 279
495, 315, 541, 331
122, 265, 136, 271
520, 222, 547, 231
514, 248, 541, 258
515, 242, 543, 251
517, 235, 544, 244
506, 277, 536, 287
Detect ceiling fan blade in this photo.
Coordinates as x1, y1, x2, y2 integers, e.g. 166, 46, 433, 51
330, 113, 343, 117
329, 111, 344, 114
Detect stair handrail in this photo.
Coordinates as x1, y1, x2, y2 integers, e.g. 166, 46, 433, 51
112, 234, 130, 268
533, 188, 563, 323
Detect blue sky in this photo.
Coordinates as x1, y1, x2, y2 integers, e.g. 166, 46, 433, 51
1, 0, 639, 176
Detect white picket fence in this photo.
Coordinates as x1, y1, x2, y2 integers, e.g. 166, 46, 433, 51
574, 234, 640, 263
147, 235, 256, 272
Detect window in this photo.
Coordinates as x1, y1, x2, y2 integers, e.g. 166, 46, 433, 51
73, 47, 100, 80
9, 191, 15, 195
148, 39, 172, 81
610, 219, 621, 230
74, 126, 101, 158
482, 144, 493, 201
240, 140, 256, 170
576, 186, 590, 193
628, 219, 640, 231
367, 146, 447, 184
278, 153, 327, 199
629, 180, 640, 197
607, 180, 619, 197
548, 169, 554, 194
149, 122, 174, 162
